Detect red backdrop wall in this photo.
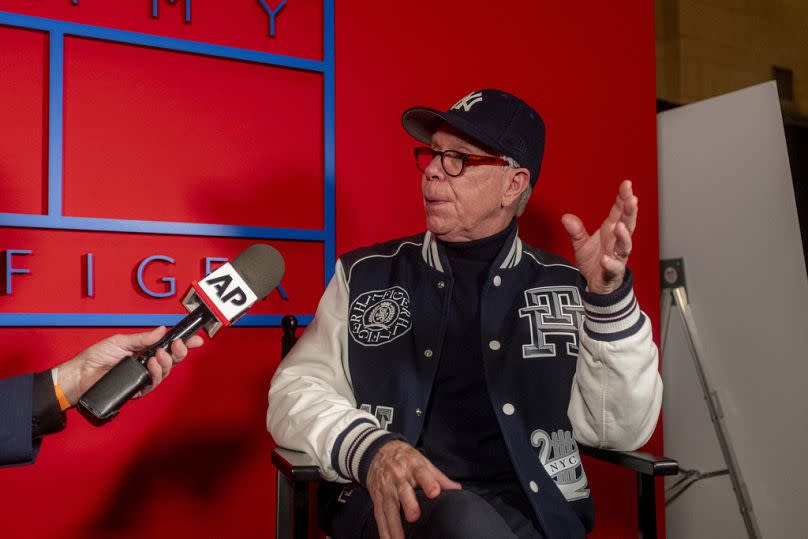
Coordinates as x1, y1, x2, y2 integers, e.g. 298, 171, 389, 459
0, 2, 661, 537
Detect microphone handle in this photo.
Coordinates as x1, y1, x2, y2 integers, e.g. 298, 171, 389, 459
134, 305, 214, 364
78, 305, 215, 423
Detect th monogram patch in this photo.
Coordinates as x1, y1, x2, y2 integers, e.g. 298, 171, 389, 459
518, 286, 584, 359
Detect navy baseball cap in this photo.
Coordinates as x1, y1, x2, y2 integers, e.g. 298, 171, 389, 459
401, 89, 546, 186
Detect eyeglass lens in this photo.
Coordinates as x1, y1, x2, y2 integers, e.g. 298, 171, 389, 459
415, 149, 464, 177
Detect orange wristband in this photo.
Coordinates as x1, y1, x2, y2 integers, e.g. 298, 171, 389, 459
54, 382, 72, 411
51, 368, 72, 411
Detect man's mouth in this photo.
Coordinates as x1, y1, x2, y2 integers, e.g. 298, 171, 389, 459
424, 197, 449, 205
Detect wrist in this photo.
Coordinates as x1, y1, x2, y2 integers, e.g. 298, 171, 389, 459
32, 370, 67, 437
51, 368, 73, 411
584, 272, 626, 295
578, 268, 632, 301
331, 418, 405, 484
360, 435, 406, 486
55, 358, 83, 406
577, 269, 644, 341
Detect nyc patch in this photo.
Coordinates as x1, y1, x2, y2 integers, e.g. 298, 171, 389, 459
349, 286, 412, 346
519, 286, 584, 359
531, 428, 590, 501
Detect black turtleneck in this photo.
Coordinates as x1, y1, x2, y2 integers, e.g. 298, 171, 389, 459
418, 220, 518, 482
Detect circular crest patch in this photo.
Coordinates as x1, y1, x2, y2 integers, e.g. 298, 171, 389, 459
349, 286, 412, 346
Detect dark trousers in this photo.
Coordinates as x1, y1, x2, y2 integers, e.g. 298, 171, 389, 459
361, 481, 545, 539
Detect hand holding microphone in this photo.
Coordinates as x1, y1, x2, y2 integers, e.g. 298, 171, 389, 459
78, 244, 285, 423
56, 327, 203, 407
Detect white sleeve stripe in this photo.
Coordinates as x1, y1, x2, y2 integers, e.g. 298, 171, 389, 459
585, 305, 641, 335
585, 297, 637, 321
336, 422, 391, 481
582, 289, 635, 314
349, 428, 389, 481
336, 421, 376, 479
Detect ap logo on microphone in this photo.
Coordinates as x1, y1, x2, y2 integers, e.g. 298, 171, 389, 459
195, 264, 258, 323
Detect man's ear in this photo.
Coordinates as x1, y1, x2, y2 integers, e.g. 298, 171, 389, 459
502, 167, 531, 208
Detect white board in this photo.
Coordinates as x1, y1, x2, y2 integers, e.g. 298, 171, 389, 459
658, 81, 808, 539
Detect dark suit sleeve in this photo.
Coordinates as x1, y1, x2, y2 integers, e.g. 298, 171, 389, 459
0, 374, 39, 466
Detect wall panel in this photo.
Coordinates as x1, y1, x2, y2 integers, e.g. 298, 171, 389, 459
0, 2, 659, 537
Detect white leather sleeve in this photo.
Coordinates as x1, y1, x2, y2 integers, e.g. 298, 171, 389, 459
267, 260, 386, 482
568, 287, 663, 451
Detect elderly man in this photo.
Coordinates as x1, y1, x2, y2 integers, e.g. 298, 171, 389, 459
267, 89, 662, 539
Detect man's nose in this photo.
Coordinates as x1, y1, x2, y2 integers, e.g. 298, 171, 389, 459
423, 153, 445, 180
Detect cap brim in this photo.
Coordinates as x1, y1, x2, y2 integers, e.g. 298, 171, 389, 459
401, 106, 504, 157
401, 107, 447, 145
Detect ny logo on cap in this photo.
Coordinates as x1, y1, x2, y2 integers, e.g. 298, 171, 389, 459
451, 91, 483, 112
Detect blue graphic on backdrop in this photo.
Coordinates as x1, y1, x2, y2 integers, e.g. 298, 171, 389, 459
0, 6, 333, 328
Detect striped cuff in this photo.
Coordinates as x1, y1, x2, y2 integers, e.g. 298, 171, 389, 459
357, 431, 404, 485
331, 418, 404, 484
578, 269, 645, 342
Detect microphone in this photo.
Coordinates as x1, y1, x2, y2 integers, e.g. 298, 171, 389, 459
78, 244, 285, 423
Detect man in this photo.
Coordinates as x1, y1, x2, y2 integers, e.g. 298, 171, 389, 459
0, 326, 203, 466
267, 89, 662, 538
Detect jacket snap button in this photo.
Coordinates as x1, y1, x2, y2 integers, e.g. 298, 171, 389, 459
424, 348, 433, 358
489, 340, 501, 351
529, 481, 539, 493
436, 280, 445, 289
415, 408, 423, 416
493, 275, 502, 287
502, 403, 515, 415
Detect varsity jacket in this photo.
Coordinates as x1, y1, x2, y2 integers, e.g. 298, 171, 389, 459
267, 226, 662, 538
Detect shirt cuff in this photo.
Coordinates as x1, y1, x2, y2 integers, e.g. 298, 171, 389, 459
577, 269, 645, 342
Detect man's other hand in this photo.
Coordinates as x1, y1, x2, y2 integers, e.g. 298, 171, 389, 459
366, 440, 462, 539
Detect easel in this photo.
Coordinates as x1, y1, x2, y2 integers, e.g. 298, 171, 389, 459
660, 258, 762, 539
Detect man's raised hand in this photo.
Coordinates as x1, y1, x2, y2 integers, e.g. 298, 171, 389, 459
561, 180, 638, 295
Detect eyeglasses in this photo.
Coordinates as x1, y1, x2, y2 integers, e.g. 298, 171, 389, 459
413, 147, 510, 177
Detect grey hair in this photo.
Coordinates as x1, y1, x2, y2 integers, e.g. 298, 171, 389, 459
501, 155, 532, 217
